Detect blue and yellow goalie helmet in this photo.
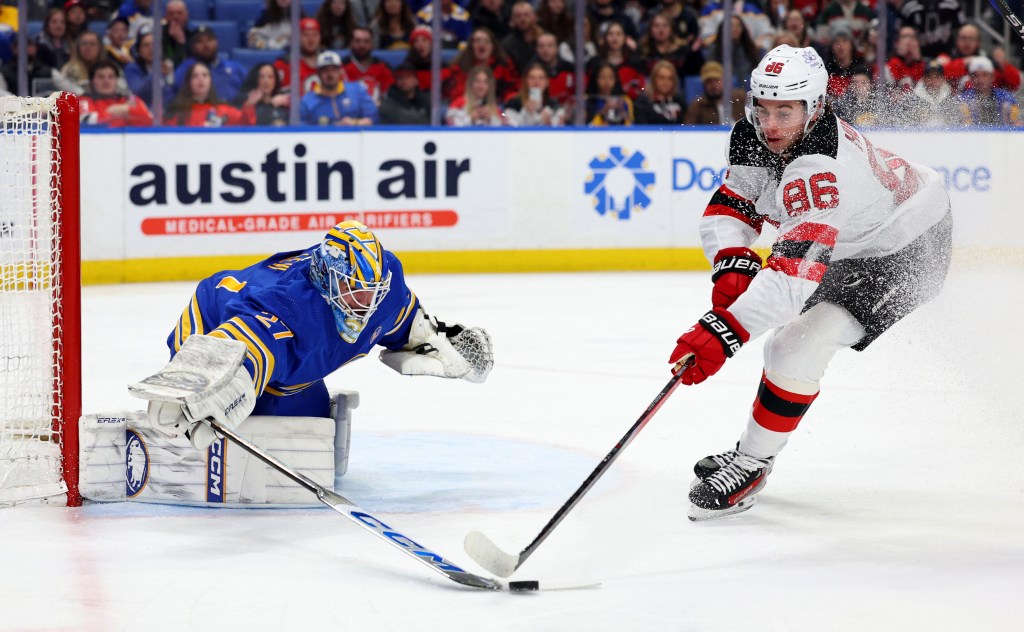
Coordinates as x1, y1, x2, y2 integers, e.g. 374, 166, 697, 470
309, 220, 392, 342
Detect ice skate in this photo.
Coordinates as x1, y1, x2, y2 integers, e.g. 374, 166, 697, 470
689, 443, 741, 489
688, 452, 774, 521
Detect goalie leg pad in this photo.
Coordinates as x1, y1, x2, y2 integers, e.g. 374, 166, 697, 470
79, 412, 338, 507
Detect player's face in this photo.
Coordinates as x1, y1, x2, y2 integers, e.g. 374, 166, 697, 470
754, 99, 808, 154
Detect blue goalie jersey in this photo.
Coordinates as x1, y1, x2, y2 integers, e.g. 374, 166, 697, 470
166, 247, 419, 417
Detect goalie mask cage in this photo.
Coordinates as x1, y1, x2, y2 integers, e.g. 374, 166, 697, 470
0, 94, 81, 507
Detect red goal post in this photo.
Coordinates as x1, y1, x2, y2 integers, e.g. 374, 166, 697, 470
0, 93, 81, 507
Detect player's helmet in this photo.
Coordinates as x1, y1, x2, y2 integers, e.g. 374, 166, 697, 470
309, 220, 392, 342
745, 45, 828, 146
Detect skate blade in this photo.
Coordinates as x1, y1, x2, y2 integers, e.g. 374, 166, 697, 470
687, 495, 758, 522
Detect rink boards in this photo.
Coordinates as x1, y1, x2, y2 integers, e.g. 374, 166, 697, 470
78, 126, 1016, 284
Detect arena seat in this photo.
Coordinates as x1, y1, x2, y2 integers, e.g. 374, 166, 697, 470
232, 47, 282, 73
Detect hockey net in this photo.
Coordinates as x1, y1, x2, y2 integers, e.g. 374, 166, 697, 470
0, 94, 81, 507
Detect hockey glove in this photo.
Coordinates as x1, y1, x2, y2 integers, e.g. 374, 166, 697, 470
711, 247, 762, 309
669, 308, 750, 385
380, 307, 493, 383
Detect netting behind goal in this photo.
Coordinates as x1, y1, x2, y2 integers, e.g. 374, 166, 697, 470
0, 94, 81, 506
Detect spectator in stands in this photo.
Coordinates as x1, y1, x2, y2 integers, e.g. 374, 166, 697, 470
531, 31, 575, 105
174, 25, 246, 103
317, 0, 356, 49
641, 12, 703, 82
165, 60, 246, 125
959, 56, 1022, 126
502, 1, 543, 74
782, 9, 811, 48
904, 58, 961, 128
765, 0, 788, 30
591, 21, 645, 101
559, 14, 596, 64
817, 0, 875, 54
537, 0, 572, 44
900, 0, 964, 59
886, 25, 925, 92
237, 62, 290, 125
300, 50, 378, 125
124, 27, 173, 104
159, 0, 193, 68
104, 16, 133, 68
343, 26, 395, 104
472, 0, 509, 40
585, 60, 633, 126
832, 68, 887, 126
1, 36, 56, 96
504, 61, 565, 126
445, 27, 519, 102
824, 23, 869, 99
647, 0, 700, 51
699, 0, 772, 53
588, 0, 638, 44
707, 14, 758, 88
943, 24, 1021, 92
445, 64, 504, 126
57, 30, 107, 93
402, 25, 433, 92
274, 17, 322, 95
416, 0, 472, 50
64, 0, 88, 40
350, 0, 377, 29
634, 59, 684, 125
369, 0, 414, 50
115, 0, 152, 39
683, 60, 744, 124
79, 59, 153, 126
249, 0, 300, 50
35, 8, 72, 70
379, 60, 430, 124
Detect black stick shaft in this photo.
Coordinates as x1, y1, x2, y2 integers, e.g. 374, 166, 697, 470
989, 0, 1024, 43
515, 373, 683, 568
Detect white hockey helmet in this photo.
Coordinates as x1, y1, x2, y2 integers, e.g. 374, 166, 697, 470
745, 45, 829, 144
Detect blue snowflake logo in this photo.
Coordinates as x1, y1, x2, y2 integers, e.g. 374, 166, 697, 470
584, 147, 656, 220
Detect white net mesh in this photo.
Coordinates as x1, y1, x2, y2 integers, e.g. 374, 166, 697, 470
0, 95, 67, 505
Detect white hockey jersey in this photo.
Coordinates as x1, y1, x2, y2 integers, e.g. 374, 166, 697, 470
700, 115, 950, 339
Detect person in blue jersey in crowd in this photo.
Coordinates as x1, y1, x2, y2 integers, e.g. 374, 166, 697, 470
146, 220, 492, 449
171, 25, 246, 104
300, 50, 379, 125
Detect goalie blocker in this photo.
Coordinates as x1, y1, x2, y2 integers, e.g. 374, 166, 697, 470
79, 390, 358, 507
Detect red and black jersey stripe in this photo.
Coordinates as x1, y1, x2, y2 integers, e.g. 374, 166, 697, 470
704, 185, 764, 232
767, 222, 838, 283
751, 372, 819, 433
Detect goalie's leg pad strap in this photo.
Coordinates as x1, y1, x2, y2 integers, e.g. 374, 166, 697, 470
80, 413, 337, 507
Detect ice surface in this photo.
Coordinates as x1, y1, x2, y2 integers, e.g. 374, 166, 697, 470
2, 265, 1022, 631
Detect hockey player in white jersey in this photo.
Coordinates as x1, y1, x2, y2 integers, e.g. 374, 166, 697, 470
669, 45, 952, 521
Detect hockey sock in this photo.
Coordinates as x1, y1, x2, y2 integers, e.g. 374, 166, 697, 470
739, 371, 819, 459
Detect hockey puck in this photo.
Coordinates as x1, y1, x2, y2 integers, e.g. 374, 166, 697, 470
508, 580, 540, 592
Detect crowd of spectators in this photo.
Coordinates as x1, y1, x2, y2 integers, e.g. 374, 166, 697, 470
1, 0, 1022, 127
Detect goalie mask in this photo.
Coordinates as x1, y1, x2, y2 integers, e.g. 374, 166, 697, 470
309, 220, 392, 343
745, 45, 828, 149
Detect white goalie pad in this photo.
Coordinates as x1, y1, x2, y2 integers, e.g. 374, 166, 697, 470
79, 391, 359, 507
128, 335, 246, 405
379, 308, 493, 383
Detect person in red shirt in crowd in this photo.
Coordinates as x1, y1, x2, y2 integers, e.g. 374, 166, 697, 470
445, 27, 519, 102
530, 32, 575, 106
402, 25, 435, 92
79, 60, 154, 127
886, 25, 925, 92
343, 26, 395, 105
824, 23, 870, 99
164, 61, 247, 126
942, 23, 1021, 92
274, 17, 324, 95
589, 20, 646, 101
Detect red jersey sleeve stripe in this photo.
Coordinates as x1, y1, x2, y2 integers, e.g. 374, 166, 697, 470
779, 222, 839, 248
767, 255, 827, 283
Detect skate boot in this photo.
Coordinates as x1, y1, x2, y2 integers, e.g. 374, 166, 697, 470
689, 443, 741, 489
688, 451, 774, 521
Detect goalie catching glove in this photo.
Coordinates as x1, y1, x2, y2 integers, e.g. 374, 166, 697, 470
379, 307, 493, 383
129, 335, 258, 450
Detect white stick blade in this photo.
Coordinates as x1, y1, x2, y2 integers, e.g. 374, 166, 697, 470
464, 530, 521, 578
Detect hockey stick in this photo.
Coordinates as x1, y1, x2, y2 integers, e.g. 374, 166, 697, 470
988, 0, 1024, 43
464, 371, 684, 577
205, 418, 503, 591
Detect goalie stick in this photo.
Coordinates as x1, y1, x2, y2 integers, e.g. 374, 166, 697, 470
204, 418, 503, 591
465, 372, 685, 577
